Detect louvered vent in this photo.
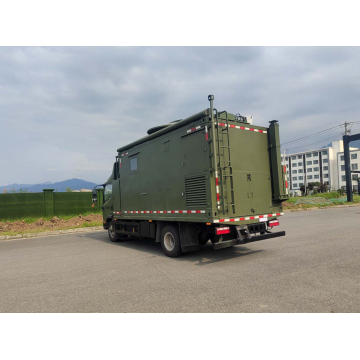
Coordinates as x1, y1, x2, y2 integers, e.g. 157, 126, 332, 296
185, 176, 207, 207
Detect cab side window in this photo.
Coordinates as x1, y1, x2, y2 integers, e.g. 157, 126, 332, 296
104, 184, 112, 202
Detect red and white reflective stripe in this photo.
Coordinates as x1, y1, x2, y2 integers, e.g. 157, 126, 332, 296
121, 152, 128, 157
119, 158, 122, 168
283, 164, 289, 195
113, 212, 121, 214
205, 125, 208, 140
186, 125, 201, 134
215, 123, 267, 134
122, 210, 206, 214
214, 212, 284, 223
215, 170, 220, 210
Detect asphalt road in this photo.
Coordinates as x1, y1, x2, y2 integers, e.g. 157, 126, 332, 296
1, 206, 359, 313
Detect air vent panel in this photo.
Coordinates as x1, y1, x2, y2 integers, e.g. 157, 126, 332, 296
185, 176, 207, 208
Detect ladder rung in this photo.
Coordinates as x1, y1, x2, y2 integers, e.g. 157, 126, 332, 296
220, 146, 230, 148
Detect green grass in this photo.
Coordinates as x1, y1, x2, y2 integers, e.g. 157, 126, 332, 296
311, 191, 342, 199
0, 211, 101, 224
284, 193, 360, 211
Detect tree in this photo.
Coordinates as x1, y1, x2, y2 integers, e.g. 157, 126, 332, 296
10, 188, 16, 193
65, 187, 72, 192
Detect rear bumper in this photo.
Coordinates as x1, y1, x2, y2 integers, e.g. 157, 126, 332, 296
212, 231, 285, 250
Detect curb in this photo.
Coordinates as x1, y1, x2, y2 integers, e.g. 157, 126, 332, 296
0, 226, 104, 241
284, 202, 360, 213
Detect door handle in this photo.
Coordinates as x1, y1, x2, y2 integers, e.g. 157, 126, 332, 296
251, 192, 254, 198
140, 193, 148, 195
247, 193, 249, 198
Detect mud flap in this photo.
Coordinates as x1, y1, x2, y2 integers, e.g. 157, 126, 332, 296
179, 222, 200, 253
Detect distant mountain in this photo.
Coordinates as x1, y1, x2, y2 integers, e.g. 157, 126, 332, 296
0, 179, 97, 193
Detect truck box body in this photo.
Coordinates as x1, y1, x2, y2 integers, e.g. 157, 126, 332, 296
112, 109, 286, 225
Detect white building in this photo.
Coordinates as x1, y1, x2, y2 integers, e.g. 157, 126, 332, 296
337, 148, 360, 192
284, 140, 359, 194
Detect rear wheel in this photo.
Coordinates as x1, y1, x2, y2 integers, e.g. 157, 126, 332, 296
161, 224, 182, 258
108, 221, 123, 242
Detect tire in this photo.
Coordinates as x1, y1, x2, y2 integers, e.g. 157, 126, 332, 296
108, 221, 122, 242
160, 224, 182, 258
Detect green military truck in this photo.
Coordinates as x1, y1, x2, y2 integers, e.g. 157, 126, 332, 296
93, 95, 288, 257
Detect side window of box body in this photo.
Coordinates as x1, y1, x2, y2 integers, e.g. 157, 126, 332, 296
130, 157, 138, 172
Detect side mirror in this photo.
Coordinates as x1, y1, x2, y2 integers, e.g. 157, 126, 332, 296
92, 190, 97, 203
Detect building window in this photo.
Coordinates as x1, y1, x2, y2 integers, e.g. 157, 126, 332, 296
342, 175, 346, 182
313, 160, 319, 165
340, 155, 344, 161
298, 155, 302, 159
293, 170, 297, 174
299, 176, 303, 180
314, 174, 319, 179
307, 175, 313, 179
352, 163, 358, 170
287, 171, 289, 175
323, 166, 328, 171
341, 165, 345, 171
324, 181, 329, 185
293, 177, 298, 181
306, 153, 312, 158
298, 162, 303, 166
322, 151, 327, 156
286, 157, 289, 161
306, 161, 312, 165
351, 153, 358, 160
130, 157, 138, 171
314, 167, 319, 172
324, 174, 329, 178
286, 164, 288, 167
299, 183, 304, 186
323, 159, 328, 163
293, 183, 298, 188
353, 174, 359, 180
313, 152, 319, 156
291, 156, 296, 160
292, 163, 297, 167
307, 168, 312, 172
298, 169, 303, 173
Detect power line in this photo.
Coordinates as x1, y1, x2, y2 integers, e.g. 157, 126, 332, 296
285, 133, 343, 151
281, 124, 342, 145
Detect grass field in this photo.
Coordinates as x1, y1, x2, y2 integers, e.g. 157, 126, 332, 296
283, 191, 360, 210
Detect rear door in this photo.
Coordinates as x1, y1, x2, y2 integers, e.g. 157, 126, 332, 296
229, 123, 272, 216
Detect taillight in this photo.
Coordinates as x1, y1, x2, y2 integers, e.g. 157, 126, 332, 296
268, 220, 279, 227
215, 227, 230, 235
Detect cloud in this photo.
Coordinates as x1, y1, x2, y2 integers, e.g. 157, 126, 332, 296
0, 47, 360, 185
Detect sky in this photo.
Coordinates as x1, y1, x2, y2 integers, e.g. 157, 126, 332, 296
1, 47, 360, 186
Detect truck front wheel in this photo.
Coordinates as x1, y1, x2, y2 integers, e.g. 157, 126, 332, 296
161, 225, 182, 258
108, 221, 122, 242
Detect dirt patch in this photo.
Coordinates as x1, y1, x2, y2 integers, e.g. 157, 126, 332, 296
0, 214, 102, 235
282, 201, 298, 210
